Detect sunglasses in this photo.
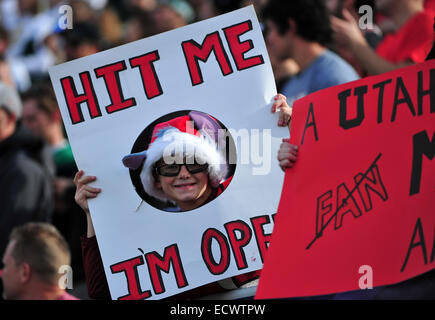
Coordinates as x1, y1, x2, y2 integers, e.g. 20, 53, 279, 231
154, 162, 209, 177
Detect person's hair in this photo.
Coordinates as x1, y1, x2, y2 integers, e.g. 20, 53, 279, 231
0, 106, 13, 117
261, 0, 332, 46
62, 21, 102, 49
9, 223, 71, 286
21, 83, 59, 117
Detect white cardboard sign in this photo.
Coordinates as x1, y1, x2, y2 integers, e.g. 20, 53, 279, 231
49, 6, 287, 299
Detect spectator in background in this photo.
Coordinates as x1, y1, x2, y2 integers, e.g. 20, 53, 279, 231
1, 222, 78, 300
122, 10, 156, 43
326, 0, 383, 48
62, 22, 103, 61
331, 0, 434, 75
187, 0, 218, 21
21, 83, 76, 178
0, 81, 53, 261
98, 4, 124, 47
151, 3, 187, 34
21, 83, 85, 284
4, 0, 63, 83
261, 0, 360, 106
271, 57, 300, 93
69, 0, 123, 48
326, 0, 383, 76
0, 24, 31, 92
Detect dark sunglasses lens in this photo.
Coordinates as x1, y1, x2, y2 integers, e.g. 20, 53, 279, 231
186, 163, 208, 174
158, 164, 180, 176
157, 163, 208, 176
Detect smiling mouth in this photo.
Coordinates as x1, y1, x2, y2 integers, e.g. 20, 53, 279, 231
174, 182, 196, 189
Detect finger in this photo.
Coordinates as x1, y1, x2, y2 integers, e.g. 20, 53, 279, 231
274, 93, 286, 101
73, 170, 84, 185
279, 159, 294, 171
289, 144, 298, 152
75, 188, 100, 204
81, 185, 102, 194
275, 96, 287, 107
279, 111, 291, 124
75, 192, 96, 204
282, 146, 298, 156
330, 15, 347, 28
77, 175, 97, 187
277, 151, 297, 162
342, 8, 356, 24
83, 190, 100, 198
280, 141, 295, 148
279, 143, 291, 151
279, 159, 290, 172
272, 94, 287, 111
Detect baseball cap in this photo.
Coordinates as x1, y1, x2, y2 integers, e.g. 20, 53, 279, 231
0, 81, 22, 119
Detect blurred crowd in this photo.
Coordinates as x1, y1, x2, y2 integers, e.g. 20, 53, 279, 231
0, 0, 434, 300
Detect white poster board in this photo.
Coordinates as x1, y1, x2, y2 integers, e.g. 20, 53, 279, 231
49, 6, 286, 299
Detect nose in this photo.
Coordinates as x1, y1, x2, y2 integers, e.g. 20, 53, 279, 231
177, 165, 191, 179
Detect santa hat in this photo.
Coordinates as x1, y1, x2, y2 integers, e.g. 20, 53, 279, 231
122, 111, 228, 203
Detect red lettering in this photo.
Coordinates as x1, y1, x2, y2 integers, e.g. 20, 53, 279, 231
129, 50, 163, 99
223, 20, 264, 71
60, 72, 101, 124
316, 191, 333, 236
250, 215, 273, 263
182, 31, 233, 86
224, 220, 252, 270
354, 164, 388, 212
94, 60, 136, 113
110, 256, 152, 300
201, 228, 231, 275
335, 183, 363, 230
145, 244, 188, 295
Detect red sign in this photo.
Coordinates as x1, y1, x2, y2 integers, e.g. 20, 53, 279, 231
256, 60, 435, 299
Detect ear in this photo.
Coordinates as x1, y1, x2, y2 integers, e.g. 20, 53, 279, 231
51, 110, 62, 123
19, 262, 32, 284
287, 18, 297, 36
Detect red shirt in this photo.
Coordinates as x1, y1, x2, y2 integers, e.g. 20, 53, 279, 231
57, 292, 79, 300
376, 10, 434, 64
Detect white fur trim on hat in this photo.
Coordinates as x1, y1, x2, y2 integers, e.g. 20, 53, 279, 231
140, 128, 228, 203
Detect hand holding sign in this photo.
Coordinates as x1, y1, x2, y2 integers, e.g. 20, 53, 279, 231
271, 93, 292, 127
277, 139, 298, 172
73, 170, 101, 215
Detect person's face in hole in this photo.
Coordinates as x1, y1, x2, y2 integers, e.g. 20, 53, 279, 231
154, 158, 212, 211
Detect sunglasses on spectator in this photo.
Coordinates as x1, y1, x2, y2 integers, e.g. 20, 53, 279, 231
154, 162, 209, 177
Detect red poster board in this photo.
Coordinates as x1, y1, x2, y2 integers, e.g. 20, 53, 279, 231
256, 61, 435, 299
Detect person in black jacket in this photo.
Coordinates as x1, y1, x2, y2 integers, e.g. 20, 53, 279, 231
0, 81, 53, 262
